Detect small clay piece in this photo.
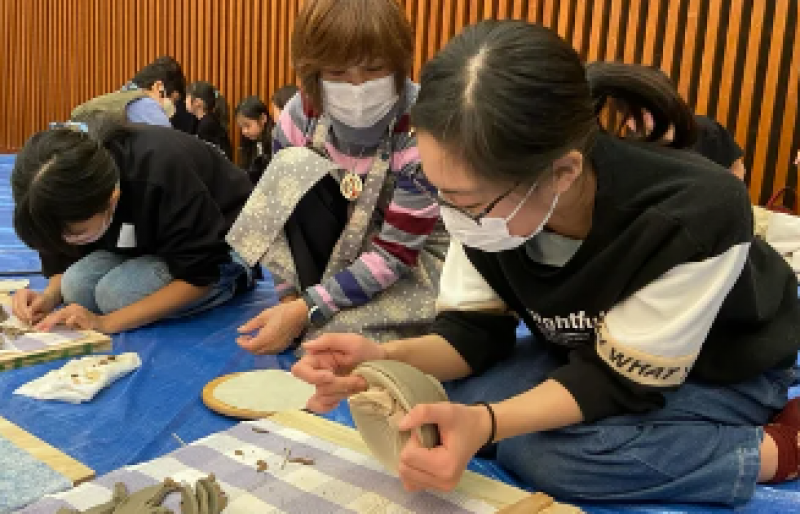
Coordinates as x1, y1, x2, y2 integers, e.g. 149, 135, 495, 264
0, 308, 8, 324
256, 459, 269, 472
288, 457, 315, 466
56, 482, 129, 514
349, 360, 448, 473
234, 449, 244, 456
113, 477, 180, 513
251, 426, 270, 434
193, 475, 227, 514
281, 448, 291, 469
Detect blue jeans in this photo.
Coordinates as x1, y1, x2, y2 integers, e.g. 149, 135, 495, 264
445, 338, 798, 506
60, 250, 252, 318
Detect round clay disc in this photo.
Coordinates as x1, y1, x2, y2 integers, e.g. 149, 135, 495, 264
202, 370, 315, 419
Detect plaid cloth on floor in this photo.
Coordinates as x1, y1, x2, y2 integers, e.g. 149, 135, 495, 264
19, 418, 497, 513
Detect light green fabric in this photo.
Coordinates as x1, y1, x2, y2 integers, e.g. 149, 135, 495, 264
70, 90, 148, 123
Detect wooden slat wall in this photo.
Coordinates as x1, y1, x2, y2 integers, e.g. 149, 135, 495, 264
1, 0, 798, 206
0, 0, 302, 166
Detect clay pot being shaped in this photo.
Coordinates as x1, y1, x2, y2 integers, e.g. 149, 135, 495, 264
349, 360, 448, 473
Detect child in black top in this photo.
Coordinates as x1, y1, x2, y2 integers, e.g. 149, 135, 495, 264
186, 81, 234, 160
235, 86, 298, 184
11, 118, 253, 334
235, 96, 274, 184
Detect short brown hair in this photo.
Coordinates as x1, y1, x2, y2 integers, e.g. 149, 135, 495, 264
291, 0, 414, 113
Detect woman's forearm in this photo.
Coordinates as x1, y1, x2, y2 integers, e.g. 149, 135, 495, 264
383, 334, 473, 381
492, 379, 584, 441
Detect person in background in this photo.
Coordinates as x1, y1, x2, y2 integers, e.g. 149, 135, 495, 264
71, 59, 184, 127
186, 81, 234, 160
592, 62, 746, 179
271, 85, 299, 122
11, 117, 254, 334
226, 0, 449, 355
235, 96, 275, 184
153, 56, 198, 134
291, 21, 800, 505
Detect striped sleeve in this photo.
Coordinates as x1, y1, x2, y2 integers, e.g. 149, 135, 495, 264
305, 134, 442, 319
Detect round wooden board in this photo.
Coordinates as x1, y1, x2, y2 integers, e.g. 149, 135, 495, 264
202, 372, 279, 420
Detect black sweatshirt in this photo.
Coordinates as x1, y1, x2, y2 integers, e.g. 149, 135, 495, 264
40, 126, 253, 287
195, 114, 233, 160
432, 133, 800, 422
691, 115, 743, 169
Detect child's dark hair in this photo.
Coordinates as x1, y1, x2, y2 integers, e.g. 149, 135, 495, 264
132, 58, 186, 98
235, 96, 270, 121
187, 81, 230, 130
271, 85, 299, 110
12, 117, 122, 255
410, 20, 698, 185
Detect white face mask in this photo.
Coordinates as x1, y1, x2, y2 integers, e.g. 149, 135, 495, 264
64, 206, 115, 245
440, 182, 560, 253
321, 75, 399, 128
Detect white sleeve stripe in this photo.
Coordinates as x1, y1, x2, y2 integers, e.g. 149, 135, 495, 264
436, 241, 508, 313
604, 242, 750, 359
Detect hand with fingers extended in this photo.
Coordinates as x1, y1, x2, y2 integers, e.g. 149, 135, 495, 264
291, 333, 386, 412
35, 304, 108, 333
397, 402, 494, 493
12, 288, 60, 326
236, 299, 309, 355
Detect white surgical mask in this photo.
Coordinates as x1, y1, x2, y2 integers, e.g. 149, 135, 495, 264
440, 182, 560, 253
64, 206, 115, 245
321, 75, 399, 128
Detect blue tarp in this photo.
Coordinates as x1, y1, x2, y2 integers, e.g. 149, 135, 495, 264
1, 154, 799, 512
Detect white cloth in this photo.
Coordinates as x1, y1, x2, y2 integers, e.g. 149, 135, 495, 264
14, 353, 141, 403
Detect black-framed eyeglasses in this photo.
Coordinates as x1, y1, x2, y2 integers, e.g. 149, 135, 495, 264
408, 167, 519, 223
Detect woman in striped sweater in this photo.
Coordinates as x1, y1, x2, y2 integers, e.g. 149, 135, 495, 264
226, 0, 449, 354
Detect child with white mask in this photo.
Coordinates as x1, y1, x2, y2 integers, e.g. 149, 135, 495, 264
227, 0, 449, 355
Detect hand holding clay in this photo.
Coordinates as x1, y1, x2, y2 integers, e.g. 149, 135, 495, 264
348, 360, 450, 476
291, 333, 386, 412
397, 402, 494, 492
12, 288, 59, 326
236, 299, 308, 354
